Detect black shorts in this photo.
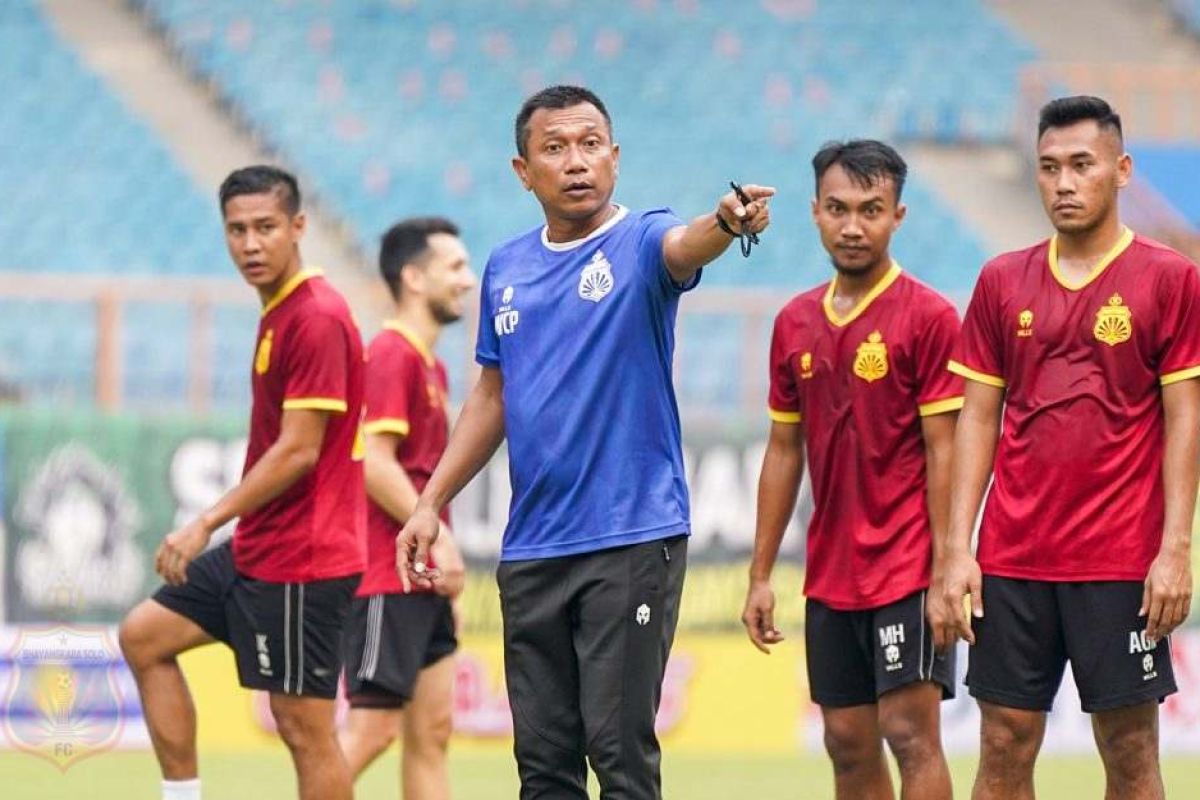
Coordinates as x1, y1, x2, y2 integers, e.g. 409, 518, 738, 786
806, 589, 956, 707
967, 576, 1177, 713
152, 541, 359, 700
343, 592, 458, 709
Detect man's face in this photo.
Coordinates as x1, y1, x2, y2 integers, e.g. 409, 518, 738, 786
222, 190, 305, 290
1036, 120, 1130, 235
811, 163, 905, 276
511, 102, 619, 224
415, 233, 475, 324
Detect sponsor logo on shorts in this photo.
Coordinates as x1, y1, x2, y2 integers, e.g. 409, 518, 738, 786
879, 623, 905, 673
635, 604, 651, 626
1129, 630, 1159, 681
255, 634, 273, 677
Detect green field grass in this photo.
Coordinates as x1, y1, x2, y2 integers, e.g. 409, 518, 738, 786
5, 750, 1200, 798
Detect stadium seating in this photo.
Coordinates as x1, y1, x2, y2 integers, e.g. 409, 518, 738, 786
4, 0, 1040, 410
137, 0, 1033, 293
1130, 144, 1200, 227
0, 2, 224, 275
1170, 0, 1200, 36
0, 1, 249, 408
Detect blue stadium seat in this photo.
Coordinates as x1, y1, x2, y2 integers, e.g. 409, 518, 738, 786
1129, 144, 1200, 227
0, 1, 250, 408
137, 0, 1029, 295
1170, 0, 1200, 35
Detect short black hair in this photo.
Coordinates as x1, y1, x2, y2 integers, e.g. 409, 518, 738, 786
1037, 95, 1123, 142
379, 216, 460, 301
514, 85, 612, 158
812, 139, 908, 202
219, 165, 301, 216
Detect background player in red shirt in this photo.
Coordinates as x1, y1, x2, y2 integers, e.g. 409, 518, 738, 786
118, 166, 366, 800
743, 140, 962, 800
942, 96, 1200, 800
339, 217, 474, 799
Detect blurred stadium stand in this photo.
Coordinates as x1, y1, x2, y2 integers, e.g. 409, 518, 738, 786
7, 0, 1200, 417
1130, 145, 1200, 227
1171, 0, 1200, 34
0, 2, 224, 274
0, 0, 256, 408
133, 0, 1035, 293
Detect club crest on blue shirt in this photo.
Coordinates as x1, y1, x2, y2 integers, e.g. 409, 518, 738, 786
578, 250, 615, 303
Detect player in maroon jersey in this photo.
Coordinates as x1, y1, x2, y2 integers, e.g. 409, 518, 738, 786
743, 140, 961, 799
338, 217, 474, 799
118, 166, 366, 800
942, 96, 1200, 799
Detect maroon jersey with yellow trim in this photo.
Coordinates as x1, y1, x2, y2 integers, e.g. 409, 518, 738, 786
950, 230, 1200, 581
769, 264, 964, 610
235, 269, 367, 582
357, 322, 451, 596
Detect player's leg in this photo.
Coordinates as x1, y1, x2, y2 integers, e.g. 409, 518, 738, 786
339, 593, 407, 775
339, 706, 402, 776
235, 576, 359, 800
974, 702, 1047, 800
877, 683, 949, 800
400, 596, 459, 800
270, 693, 352, 800
402, 655, 456, 800
498, 555, 589, 799
966, 577, 1065, 799
872, 589, 954, 799
1091, 702, 1163, 800
120, 542, 234, 783
118, 600, 214, 780
820, 705, 894, 800
1059, 581, 1176, 800
807, 599, 892, 799
575, 535, 686, 800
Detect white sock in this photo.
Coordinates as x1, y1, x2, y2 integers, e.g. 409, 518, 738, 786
162, 778, 201, 800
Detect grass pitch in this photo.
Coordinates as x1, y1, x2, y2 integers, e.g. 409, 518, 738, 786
4, 749, 1200, 798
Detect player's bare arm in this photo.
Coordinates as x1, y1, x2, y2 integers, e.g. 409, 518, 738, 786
921, 410, 958, 651
1142, 377, 1200, 641
367, 431, 466, 597
661, 184, 775, 283
365, 431, 422, 523
742, 419, 805, 654
398, 365, 505, 590
155, 407, 329, 585
942, 380, 1003, 645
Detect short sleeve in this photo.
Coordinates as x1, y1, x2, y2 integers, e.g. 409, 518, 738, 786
948, 264, 1007, 388
475, 255, 500, 367
635, 208, 694, 294
1157, 259, 1200, 385
915, 304, 966, 416
363, 340, 419, 436
281, 313, 350, 412
767, 314, 801, 424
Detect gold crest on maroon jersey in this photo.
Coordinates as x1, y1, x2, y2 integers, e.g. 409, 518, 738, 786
853, 331, 889, 383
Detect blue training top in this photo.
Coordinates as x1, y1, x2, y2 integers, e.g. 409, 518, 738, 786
476, 205, 698, 561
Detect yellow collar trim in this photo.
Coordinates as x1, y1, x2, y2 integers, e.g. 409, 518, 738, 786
1048, 227, 1133, 291
822, 261, 902, 328
261, 267, 322, 317
383, 320, 435, 367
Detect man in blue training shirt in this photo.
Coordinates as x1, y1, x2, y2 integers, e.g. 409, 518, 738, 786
398, 85, 772, 799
